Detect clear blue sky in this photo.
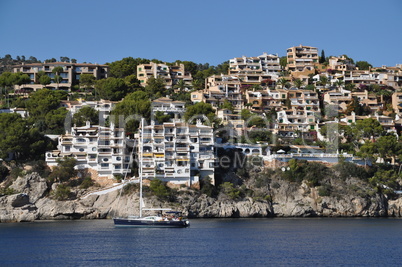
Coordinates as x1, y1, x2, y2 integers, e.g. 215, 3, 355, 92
1, 0, 401, 67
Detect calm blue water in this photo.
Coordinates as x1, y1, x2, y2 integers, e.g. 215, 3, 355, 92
1, 218, 402, 266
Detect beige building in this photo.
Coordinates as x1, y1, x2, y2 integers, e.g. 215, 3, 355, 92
328, 56, 356, 71
286, 45, 319, 72
205, 75, 244, 110
137, 62, 193, 89
323, 90, 352, 112
13, 62, 108, 91
392, 92, 402, 116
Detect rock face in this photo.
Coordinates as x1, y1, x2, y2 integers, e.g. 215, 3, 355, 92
10, 173, 48, 203
0, 172, 401, 223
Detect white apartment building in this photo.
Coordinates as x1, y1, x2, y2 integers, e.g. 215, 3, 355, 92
46, 122, 132, 179
61, 99, 116, 121
139, 120, 215, 187
229, 53, 281, 75
151, 97, 186, 122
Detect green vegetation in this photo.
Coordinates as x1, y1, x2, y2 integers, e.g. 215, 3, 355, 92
0, 165, 10, 182
184, 102, 216, 125
72, 106, 99, 126
149, 179, 172, 201
0, 113, 54, 161
48, 157, 77, 183
220, 182, 242, 200
53, 184, 72, 200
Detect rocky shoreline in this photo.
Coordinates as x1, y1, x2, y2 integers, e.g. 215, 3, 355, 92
1, 172, 402, 223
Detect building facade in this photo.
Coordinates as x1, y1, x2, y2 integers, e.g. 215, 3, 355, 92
13, 62, 108, 91
137, 62, 193, 89
139, 121, 215, 187
286, 45, 319, 72
46, 122, 131, 179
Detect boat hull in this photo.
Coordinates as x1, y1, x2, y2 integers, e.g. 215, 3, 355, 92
113, 218, 190, 228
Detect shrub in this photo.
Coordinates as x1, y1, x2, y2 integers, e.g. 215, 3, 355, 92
0, 165, 9, 182
48, 157, 77, 183
220, 182, 242, 200
0, 187, 16, 196
79, 176, 94, 189
122, 182, 139, 195
304, 162, 331, 187
318, 184, 332, 197
149, 179, 170, 201
10, 167, 23, 180
200, 178, 218, 198
26, 160, 50, 178
53, 184, 71, 200
114, 174, 123, 183
333, 161, 369, 181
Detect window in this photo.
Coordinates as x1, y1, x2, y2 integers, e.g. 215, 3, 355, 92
101, 163, 109, 168
79, 148, 85, 152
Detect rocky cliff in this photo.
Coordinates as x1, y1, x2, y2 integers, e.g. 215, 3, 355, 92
0, 171, 400, 223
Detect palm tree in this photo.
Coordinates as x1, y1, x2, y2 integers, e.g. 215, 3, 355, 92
191, 79, 203, 91
319, 76, 329, 88
277, 78, 289, 89
52, 66, 64, 90
293, 78, 304, 89
334, 79, 344, 90
174, 79, 187, 92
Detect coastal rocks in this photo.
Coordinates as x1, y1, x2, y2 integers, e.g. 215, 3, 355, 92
1, 171, 402, 222
0, 194, 38, 222
387, 198, 402, 217
270, 178, 388, 217
186, 195, 273, 218
35, 198, 100, 220
9, 172, 48, 203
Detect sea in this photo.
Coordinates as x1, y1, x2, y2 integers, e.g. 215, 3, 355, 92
1, 218, 402, 266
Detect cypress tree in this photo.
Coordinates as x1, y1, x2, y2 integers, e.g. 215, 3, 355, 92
319, 50, 326, 64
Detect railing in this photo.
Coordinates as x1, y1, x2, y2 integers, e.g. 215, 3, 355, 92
267, 153, 353, 159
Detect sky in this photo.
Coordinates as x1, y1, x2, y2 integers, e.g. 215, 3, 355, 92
1, 0, 401, 67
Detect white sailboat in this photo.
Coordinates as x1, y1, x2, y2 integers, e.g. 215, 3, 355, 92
113, 119, 190, 228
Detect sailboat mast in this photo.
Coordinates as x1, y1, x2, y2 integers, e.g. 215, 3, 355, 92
139, 118, 144, 218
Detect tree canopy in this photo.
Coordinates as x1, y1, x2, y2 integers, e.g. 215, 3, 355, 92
356, 61, 372, 70
108, 57, 150, 78
110, 91, 151, 132
73, 106, 99, 127
95, 77, 132, 101
0, 113, 53, 161
184, 102, 216, 125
